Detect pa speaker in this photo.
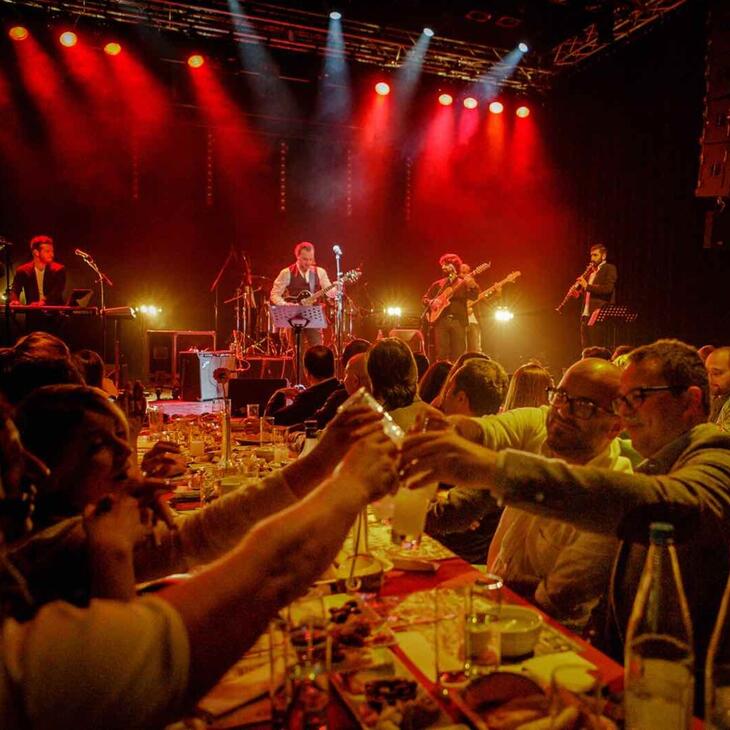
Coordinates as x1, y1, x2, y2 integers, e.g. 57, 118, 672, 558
388, 328, 426, 353
180, 351, 236, 401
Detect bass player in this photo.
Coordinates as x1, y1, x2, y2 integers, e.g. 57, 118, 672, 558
270, 241, 337, 349
422, 253, 479, 361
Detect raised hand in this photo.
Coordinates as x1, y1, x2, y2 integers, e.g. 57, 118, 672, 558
338, 431, 400, 504
141, 441, 186, 478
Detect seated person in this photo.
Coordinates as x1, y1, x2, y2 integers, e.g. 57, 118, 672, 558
367, 337, 438, 431
8, 384, 384, 611
418, 359, 452, 405
426, 358, 508, 564
0, 397, 400, 730
265, 345, 341, 426
72, 349, 119, 398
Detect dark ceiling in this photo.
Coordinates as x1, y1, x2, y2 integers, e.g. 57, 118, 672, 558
0, 0, 690, 92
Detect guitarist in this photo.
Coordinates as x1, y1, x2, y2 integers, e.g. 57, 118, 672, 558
270, 241, 336, 350
422, 253, 478, 361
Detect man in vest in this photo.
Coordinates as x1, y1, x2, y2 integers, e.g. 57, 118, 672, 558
270, 242, 336, 354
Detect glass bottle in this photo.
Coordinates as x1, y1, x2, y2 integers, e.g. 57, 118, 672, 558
706, 573, 730, 728
299, 419, 319, 458
624, 522, 694, 729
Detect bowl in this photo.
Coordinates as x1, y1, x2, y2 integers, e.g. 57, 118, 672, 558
494, 605, 543, 658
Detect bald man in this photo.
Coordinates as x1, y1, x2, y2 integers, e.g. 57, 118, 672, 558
427, 358, 633, 629
707, 346, 730, 432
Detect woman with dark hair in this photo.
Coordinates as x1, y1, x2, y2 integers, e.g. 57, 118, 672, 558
502, 361, 553, 412
418, 360, 452, 405
367, 338, 438, 430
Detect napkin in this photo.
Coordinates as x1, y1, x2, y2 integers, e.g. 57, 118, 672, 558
196, 661, 270, 722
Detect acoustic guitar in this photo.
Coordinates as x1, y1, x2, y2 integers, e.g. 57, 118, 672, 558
426, 261, 491, 324
284, 268, 361, 307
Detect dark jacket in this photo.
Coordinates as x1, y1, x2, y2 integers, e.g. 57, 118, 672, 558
265, 377, 341, 426
11, 261, 67, 306
583, 262, 617, 314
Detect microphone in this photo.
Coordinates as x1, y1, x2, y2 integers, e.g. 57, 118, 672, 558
75, 248, 92, 259
332, 244, 342, 256
0, 237, 14, 247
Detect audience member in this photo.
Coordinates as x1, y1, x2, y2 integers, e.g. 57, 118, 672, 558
706, 346, 730, 432
72, 349, 119, 398
0, 354, 83, 405
402, 340, 730, 699
425, 358, 629, 628
698, 344, 716, 363
502, 361, 553, 411
432, 351, 491, 409
13, 331, 70, 360
265, 345, 340, 426
581, 345, 612, 360
0, 398, 399, 730
611, 345, 633, 361
367, 338, 438, 431
413, 352, 430, 381
418, 360, 452, 405
441, 359, 509, 418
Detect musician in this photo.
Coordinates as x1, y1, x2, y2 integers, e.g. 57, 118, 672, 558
423, 254, 478, 361
9, 235, 67, 335
10, 235, 66, 307
270, 241, 336, 349
577, 243, 617, 350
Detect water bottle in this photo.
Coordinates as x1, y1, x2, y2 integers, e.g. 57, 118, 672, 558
624, 522, 694, 729
706, 573, 730, 728
299, 419, 319, 458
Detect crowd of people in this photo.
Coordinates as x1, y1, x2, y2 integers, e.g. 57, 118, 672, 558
0, 328, 729, 727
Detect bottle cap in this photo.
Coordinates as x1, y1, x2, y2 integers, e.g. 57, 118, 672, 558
649, 521, 674, 544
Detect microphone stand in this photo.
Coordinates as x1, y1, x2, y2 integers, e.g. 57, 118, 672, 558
333, 245, 343, 376
79, 254, 115, 381
0, 238, 13, 346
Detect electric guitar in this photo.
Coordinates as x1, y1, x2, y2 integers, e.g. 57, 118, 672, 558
284, 268, 361, 307
467, 270, 522, 315
426, 261, 491, 324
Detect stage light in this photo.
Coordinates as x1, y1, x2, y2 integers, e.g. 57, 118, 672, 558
438, 93, 453, 106
423, 27, 434, 37
494, 307, 514, 323
187, 54, 205, 69
518, 42, 529, 53
59, 31, 78, 48
516, 105, 530, 118
374, 81, 390, 96
329, 10, 342, 20
489, 100, 504, 114
463, 96, 478, 110
385, 306, 402, 317
9, 26, 29, 42
104, 42, 122, 56
137, 305, 162, 316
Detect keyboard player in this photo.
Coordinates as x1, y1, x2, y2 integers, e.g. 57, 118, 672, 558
10, 235, 67, 334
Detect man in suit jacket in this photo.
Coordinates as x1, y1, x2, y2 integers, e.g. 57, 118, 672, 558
578, 243, 617, 350
10, 235, 67, 307
265, 344, 341, 426
10, 235, 67, 335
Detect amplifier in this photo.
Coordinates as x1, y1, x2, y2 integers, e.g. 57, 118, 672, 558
146, 330, 217, 384
388, 328, 426, 354
180, 351, 236, 401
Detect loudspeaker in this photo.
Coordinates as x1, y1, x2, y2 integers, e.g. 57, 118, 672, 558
180, 351, 237, 401
229, 378, 288, 416
388, 328, 426, 353
146, 330, 217, 384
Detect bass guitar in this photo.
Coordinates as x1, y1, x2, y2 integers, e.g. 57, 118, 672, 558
467, 270, 522, 315
284, 268, 361, 306
426, 261, 491, 324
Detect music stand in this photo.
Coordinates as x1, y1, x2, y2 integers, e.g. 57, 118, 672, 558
588, 305, 638, 350
270, 304, 327, 385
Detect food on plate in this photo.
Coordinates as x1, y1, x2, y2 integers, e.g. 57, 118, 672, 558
462, 672, 544, 711
358, 678, 440, 729
482, 694, 549, 730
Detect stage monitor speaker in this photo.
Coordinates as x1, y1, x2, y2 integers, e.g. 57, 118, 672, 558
180, 351, 236, 401
229, 378, 288, 417
146, 330, 217, 384
388, 328, 425, 354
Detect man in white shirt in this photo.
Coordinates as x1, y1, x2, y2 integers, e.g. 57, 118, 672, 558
270, 241, 336, 351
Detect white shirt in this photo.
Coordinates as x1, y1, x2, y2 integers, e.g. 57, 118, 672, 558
34, 266, 45, 301
270, 265, 335, 306
582, 261, 605, 316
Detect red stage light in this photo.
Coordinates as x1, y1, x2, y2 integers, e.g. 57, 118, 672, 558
463, 96, 478, 110
488, 100, 504, 114
374, 81, 390, 96
9, 26, 29, 42
438, 93, 453, 106
516, 105, 530, 118
59, 31, 78, 48
104, 42, 122, 56
188, 54, 205, 69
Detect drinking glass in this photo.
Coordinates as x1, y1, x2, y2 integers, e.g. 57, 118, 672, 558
465, 574, 503, 675
269, 618, 292, 729
391, 482, 438, 548
549, 664, 604, 728
272, 426, 289, 463
147, 405, 164, 435
260, 416, 275, 444
435, 588, 468, 692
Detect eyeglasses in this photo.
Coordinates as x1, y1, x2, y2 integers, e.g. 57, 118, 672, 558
611, 385, 684, 414
546, 387, 612, 420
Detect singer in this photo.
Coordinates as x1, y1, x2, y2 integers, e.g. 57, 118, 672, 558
270, 241, 336, 350
422, 253, 478, 361
10, 235, 67, 307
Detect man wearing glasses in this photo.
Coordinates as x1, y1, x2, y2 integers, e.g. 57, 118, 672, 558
426, 357, 634, 630
403, 339, 730, 699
